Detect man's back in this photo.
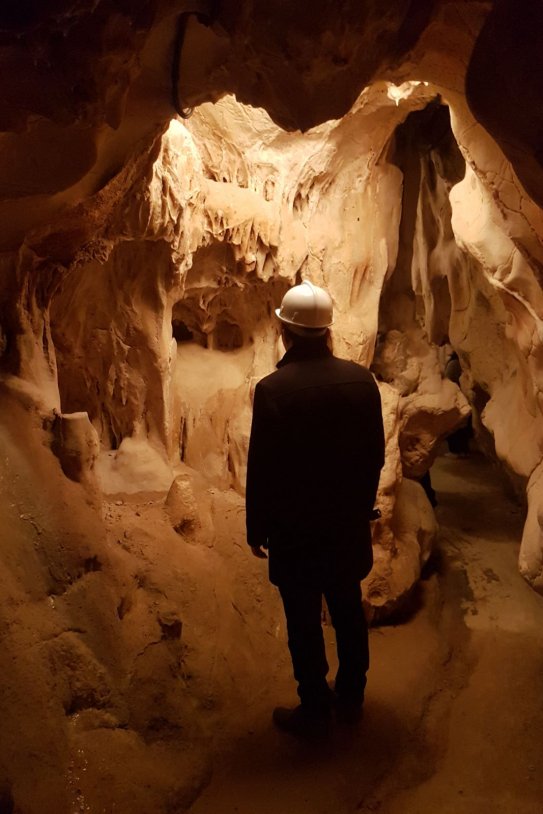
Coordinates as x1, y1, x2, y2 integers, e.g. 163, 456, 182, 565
246, 341, 385, 583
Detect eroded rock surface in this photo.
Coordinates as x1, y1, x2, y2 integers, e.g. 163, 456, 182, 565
2, 2, 543, 811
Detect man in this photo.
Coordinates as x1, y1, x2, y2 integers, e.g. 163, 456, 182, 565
246, 280, 385, 736
444, 351, 472, 457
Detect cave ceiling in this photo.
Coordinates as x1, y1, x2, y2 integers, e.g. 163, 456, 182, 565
0, 0, 541, 247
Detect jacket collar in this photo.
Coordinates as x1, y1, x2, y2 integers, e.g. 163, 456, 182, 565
276, 340, 332, 368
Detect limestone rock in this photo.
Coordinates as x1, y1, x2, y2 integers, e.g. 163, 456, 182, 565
45, 631, 114, 716
95, 437, 174, 495
374, 329, 471, 477
165, 473, 199, 535
372, 382, 402, 552
393, 478, 438, 569
364, 479, 437, 623
519, 461, 543, 593
399, 381, 471, 478
52, 411, 100, 484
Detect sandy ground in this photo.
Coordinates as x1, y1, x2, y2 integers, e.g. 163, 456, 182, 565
189, 452, 543, 814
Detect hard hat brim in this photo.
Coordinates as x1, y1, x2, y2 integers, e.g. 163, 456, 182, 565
274, 308, 332, 329
275, 308, 332, 336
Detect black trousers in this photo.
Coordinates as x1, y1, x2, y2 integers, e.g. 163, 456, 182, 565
278, 575, 369, 711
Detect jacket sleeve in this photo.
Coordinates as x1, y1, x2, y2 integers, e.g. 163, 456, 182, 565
245, 382, 276, 549
366, 380, 386, 513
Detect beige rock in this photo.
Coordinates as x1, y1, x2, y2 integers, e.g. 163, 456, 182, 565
165, 474, 199, 535
519, 461, 543, 593
52, 411, 100, 484
393, 478, 438, 570
95, 437, 174, 495
45, 630, 114, 716
364, 479, 437, 624
399, 382, 471, 478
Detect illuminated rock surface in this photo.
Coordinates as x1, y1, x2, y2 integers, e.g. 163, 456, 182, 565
1, 0, 543, 810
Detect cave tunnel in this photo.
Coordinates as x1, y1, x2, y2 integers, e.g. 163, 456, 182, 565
1, 1, 543, 811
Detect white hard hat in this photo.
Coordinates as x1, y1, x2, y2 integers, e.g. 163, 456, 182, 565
275, 280, 333, 331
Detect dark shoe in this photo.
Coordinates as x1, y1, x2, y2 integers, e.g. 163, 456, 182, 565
334, 696, 364, 725
272, 704, 331, 737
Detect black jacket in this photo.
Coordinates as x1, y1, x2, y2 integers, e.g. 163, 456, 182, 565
246, 340, 385, 585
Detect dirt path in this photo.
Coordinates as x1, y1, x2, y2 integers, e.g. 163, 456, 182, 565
189, 452, 543, 814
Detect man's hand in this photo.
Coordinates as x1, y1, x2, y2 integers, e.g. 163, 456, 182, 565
251, 546, 268, 559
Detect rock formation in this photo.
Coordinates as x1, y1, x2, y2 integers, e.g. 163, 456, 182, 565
1, 0, 543, 810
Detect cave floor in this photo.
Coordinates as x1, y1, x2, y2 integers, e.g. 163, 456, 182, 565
189, 452, 543, 814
